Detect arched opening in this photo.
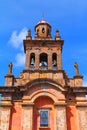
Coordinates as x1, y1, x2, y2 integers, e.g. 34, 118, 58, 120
39, 53, 48, 70
42, 27, 45, 33
33, 96, 54, 130
30, 53, 35, 66
52, 53, 57, 70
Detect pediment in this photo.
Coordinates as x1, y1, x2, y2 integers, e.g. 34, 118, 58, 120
24, 78, 67, 92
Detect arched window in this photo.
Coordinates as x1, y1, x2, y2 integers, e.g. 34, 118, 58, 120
30, 53, 35, 66
39, 53, 48, 69
52, 53, 57, 67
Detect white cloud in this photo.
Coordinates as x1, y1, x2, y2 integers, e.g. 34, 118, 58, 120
9, 28, 27, 49
14, 53, 25, 67
8, 28, 27, 67
83, 81, 87, 86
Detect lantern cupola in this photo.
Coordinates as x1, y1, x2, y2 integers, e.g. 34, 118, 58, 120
35, 20, 52, 40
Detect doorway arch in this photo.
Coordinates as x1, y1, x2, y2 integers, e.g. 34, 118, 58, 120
33, 96, 54, 130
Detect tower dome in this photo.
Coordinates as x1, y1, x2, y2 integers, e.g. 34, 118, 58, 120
35, 20, 52, 40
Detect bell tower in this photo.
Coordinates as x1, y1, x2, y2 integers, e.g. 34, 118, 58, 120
24, 19, 63, 71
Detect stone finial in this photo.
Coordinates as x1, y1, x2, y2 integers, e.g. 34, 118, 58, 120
28, 30, 31, 36
8, 62, 13, 74
26, 30, 32, 40
74, 62, 79, 75
55, 30, 61, 40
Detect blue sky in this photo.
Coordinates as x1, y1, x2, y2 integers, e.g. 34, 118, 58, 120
0, 0, 87, 85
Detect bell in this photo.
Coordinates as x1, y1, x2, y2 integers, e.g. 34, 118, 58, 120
31, 58, 35, 65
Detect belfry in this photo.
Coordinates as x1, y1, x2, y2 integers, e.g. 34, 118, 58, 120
0, 19, 87, 130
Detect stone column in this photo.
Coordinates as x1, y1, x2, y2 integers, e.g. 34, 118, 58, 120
25, 50, 30, 70
0, 106, 11, 130
55, 105, 67, 130
48, 52, 52, 70
57, 50, 62, 70
35, 53, 39, 69
22, 105, 33, 130
77, 106, 87, 130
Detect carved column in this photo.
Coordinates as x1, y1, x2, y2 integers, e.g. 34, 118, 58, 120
48, 52, 52, 70
25, 49, 30, 69
55, 105, 67, 130
22, 105, 33, 130
57, 49, 62, 70
0, 106, 11, 130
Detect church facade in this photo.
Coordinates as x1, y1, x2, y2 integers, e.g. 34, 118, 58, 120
0, 20, 87, 130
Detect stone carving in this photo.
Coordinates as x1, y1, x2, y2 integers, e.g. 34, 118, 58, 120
8, 62, 13, 74
35, 47, 41, 50
13, 87, 23, 100
74, 62, 79, 75
28, 47, 32, 50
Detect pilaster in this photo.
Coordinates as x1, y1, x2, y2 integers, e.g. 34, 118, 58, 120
55, 104, 67, 130
11, 101, 22, 130
25, 49, 30, 69
35, 53, 39, 69
22, 104, 34, 130
48, 53, 52, 70
66, 102, 80, 130
0, 104, 12, 130
77, 106, 87, 130
57, 50, 62, 70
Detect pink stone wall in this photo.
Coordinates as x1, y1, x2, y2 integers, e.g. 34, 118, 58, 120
10, 104, 22, 130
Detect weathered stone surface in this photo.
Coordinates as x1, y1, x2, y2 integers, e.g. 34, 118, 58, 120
22, 106, 33, 130
0, 107, 11, 130
56, 106, 67, 130
78, 107, 87, 130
